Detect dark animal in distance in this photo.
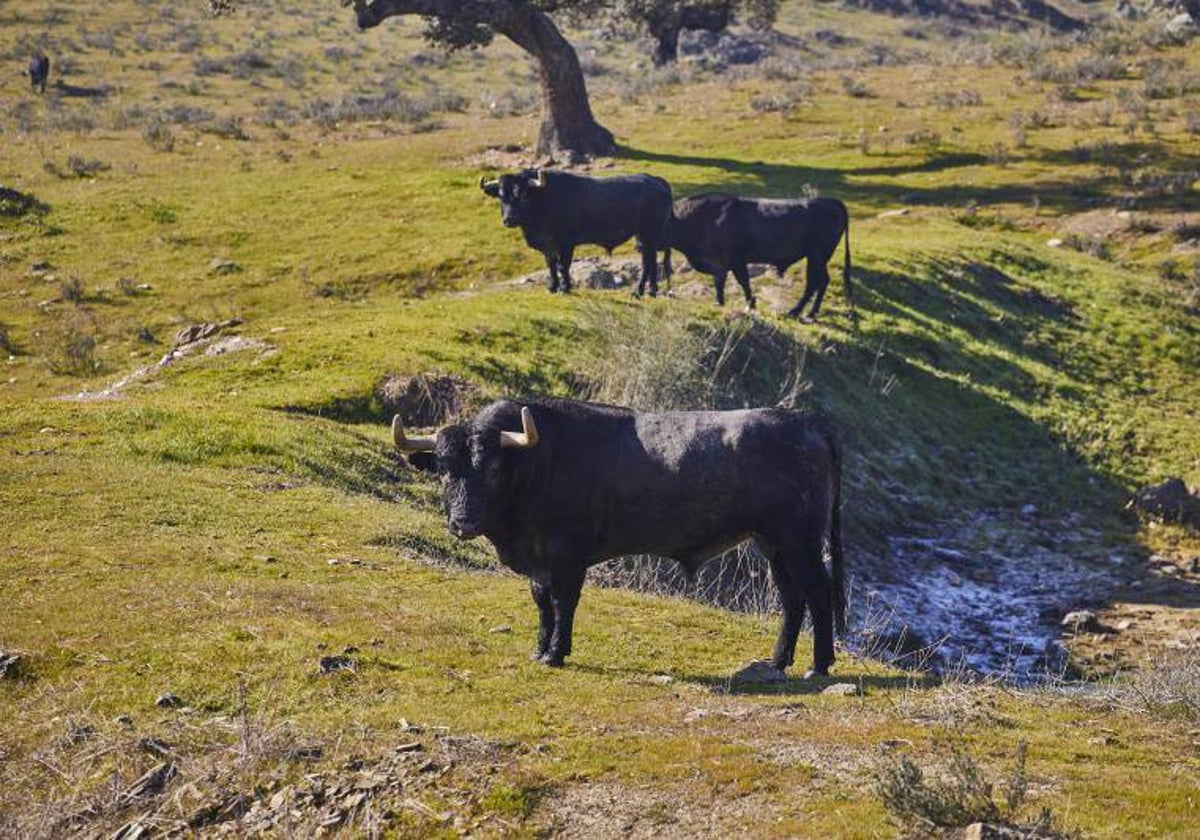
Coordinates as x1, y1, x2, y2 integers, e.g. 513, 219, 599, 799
29, 51, 50, 94
667, 193, 853, 320
480, 169, 673, 297
396, 396, 846, 677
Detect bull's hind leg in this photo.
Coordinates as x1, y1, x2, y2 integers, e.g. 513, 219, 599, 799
786, 261, 819, 320
804, 260, 834, 320
731, 263, 756, 310
777, 531, 835, 677
765, 550, 807, 671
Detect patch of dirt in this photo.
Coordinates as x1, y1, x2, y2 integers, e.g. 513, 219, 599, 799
534, 781, 777, 838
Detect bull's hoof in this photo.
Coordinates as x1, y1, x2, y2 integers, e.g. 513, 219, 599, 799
530, 650, 548, 662
539, 653, 566, 667
803, 667, 830, 679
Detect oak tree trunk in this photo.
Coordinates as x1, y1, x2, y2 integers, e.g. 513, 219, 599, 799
352, 0, 613, 157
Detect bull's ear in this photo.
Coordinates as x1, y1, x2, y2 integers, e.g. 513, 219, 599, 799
406, 452, 438, 473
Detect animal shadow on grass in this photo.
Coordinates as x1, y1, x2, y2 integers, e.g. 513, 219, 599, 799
570, 662, 935, 696
53, 81, 109, 99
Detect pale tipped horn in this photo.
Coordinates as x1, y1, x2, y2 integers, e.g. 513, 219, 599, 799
392, 415, 436, 453
479, 175, 499, 191
500, 406, 539, 449
530, 168, 546, 188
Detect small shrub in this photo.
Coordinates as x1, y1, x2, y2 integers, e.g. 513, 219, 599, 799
52, 329, 99, 376
0, 323, 13, 355
840, 74, 872, 98
60, 276, 85, 303
481, 88, 538, 118
204, 115, 250, 140
875, 736, 1067, 835
1119, 648, 1200, 721
65, 155, 111, 178
142, 115, 175, 152
934, 89, 982, 109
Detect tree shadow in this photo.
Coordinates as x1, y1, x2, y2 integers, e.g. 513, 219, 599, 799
617, 142, 1200, 216
570, 661, 937, 694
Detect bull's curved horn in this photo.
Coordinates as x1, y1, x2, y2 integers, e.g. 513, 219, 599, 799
500, 406, 539, 449
530, 168, 546, 188
479, 175, 499, 192
392, 415, 437, 453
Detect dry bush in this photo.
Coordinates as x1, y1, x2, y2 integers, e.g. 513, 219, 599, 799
875, 735, 1070, 836
1118, 648, 1200, 721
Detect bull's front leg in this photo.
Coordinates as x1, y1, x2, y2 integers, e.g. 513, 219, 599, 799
543, 253, 561, 293
541, 568, 585, 667
530, 579, 554, 660
558, 245, 575, 293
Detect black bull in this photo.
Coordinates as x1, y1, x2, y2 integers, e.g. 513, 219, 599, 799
666, 194, 853, 319
480, 169, 673, 297
397, 397, 846, 677
29, 52, 50, 94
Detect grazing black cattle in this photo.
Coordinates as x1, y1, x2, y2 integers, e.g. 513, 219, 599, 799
29, 51, 50, 94
667, 194, 853, 320
396, 396, 846, 677
480, 169, 673, 297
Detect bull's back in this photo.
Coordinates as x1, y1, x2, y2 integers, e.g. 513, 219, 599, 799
550, 174, 671, 248
544, 407, 834, 559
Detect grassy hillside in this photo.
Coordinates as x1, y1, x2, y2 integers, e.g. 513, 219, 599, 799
3, 0, 1200, 835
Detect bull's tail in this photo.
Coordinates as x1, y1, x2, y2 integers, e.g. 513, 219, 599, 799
829, 431, 846, 636
841, 204, 854, 313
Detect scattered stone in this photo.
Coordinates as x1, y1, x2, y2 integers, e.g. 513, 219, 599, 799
173, 318, 242, 348
115, 714, 134, 728
1128, 477, 1200, 526
0, 650, 23, 679
487, 625, 511, 634
1116, 619, 1135, 631
155, 692, 183, 709
208, 257, 242, 275
1020, 503, 1037, 517
1165, 12, 1197, 42
319, 655, 356, 674
1046, 238, 1064, 248
731, 660, 786, 684
375, 373, 476, 428
876, 207, 910, 218
140, 737, 173, 758
1061, 610, 1100, 633
395, 741, 423, 753
648, 673, 674, 685
821, 682, 862, 697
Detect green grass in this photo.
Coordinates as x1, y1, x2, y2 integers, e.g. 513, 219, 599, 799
3, 0, 1200, 835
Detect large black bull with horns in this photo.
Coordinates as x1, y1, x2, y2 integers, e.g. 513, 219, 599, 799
479, 169, 673, 296
395, 397, 846, 677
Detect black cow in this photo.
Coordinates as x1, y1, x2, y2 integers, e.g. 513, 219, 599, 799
480, 169, 673, 297
667, 194, 853, 320
395, 396, 846, 678
29, 51, 50, 94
